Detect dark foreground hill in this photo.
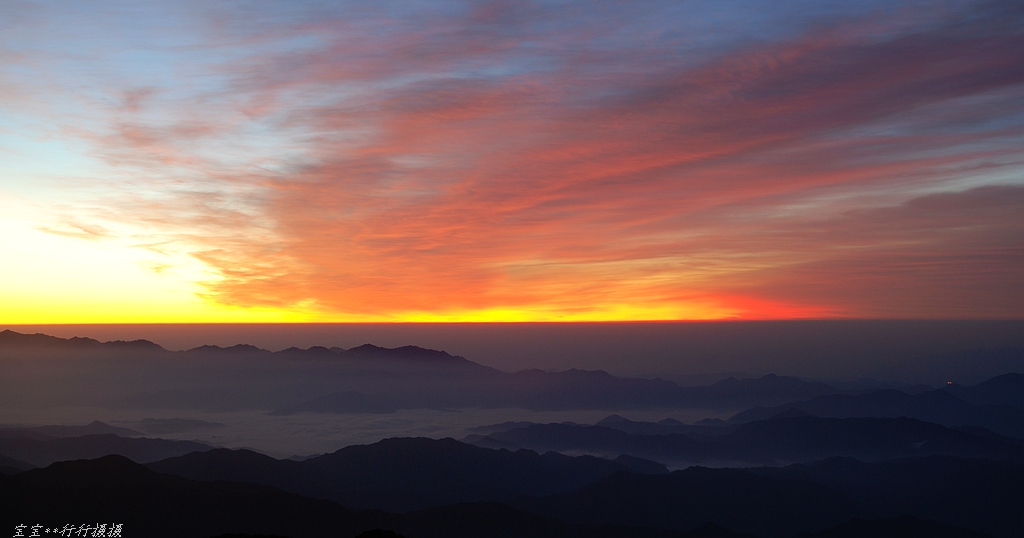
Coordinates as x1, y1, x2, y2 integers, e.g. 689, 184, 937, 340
2, 454, 1001, 538
0, 455, 386, 538
752, 455, 1024, 538
145, 434, 1024, 535
791, 515, 988, 538
0, 455, 731, 538
511, 455, 1022, 537
512, 466, 858, 537
148, 437, 666, 512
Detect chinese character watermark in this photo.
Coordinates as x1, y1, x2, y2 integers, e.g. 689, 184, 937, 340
13, 524, 122, 537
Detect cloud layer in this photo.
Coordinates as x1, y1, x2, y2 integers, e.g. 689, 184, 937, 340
4, 0, 1024, 320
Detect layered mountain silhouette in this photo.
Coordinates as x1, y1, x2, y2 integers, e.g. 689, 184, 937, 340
0, 329, 476, 366
1, 330, 850, 413
944, 372, 1024, 409
3, 330, 1023, 537
0, 329, 164, 352
271, 370, 845, 414
0, 454, 392, 538
471, 414, 728, 437
0, 429, 212, 467
0, 419, 142, 438
0, 454, 33, 474
729, 385, 1024, 439
0, 455, 738, 538
511, 466, 860, 537
2, 452, 1012, 537
467, 415, 1024, 466
891, 346, 1024, 385
147, 437, 667, 512
751, 455, 1024, 537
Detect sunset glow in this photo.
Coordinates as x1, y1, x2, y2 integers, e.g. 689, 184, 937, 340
2, 0, 1022, 323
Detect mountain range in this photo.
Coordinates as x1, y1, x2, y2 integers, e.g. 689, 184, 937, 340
0, 429, 212, 467
728, 376, 1024, 438
466, 415, 1024, 467
3, 330, 1023, 537
5, 329, 1023, 417
1, 448, 1014, 537
147, 437, 666, 512
0, 330, 857, 414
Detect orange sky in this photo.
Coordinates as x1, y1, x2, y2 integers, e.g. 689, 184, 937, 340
1, 1, 1022, 323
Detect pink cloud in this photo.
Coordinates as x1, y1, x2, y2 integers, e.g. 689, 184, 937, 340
52, 0, 1024, 318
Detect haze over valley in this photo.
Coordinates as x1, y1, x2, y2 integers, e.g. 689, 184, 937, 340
2, 326, 1023, 536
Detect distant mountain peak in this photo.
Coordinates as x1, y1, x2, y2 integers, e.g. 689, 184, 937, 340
0, 330, 92, 347
0, 330, 164, 352
67, 336, 103, 345
264, 342, 476, 365
188, 343, 269, 354
103, 339, 165, 351
348, 343, 386, 352
274, 345, 339, 358
339, 343, 471, 365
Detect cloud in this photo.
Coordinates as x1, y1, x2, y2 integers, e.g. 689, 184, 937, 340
729, 185, 1024, 318
28, 0, 1024, 319
37, 222, 111, 241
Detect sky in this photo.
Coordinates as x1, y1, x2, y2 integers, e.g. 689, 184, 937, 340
1, 0, 1023, 323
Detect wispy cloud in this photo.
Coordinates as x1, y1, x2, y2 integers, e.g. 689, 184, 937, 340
10, 0, 1024, 319
37, 222, 111, 241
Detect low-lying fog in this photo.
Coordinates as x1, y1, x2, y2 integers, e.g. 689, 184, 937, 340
2, 321, 1023, 458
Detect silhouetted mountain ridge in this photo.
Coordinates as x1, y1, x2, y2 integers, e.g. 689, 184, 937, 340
729, 382, 1024, 439
3, 455, 727, 537
0, 431, 213, 466
0, 330, 483, 367
0, 330, 854, 413
342, 344, 473, 365
753, 455, 1024, 537
945, 372, 1024, 409
188, 343, 271, 354
896, 347, 1024, 385
5, 452, 1002, 537
0, 329, 164, 352
4, 439, 1018, 536
148, 436, 668, 512
0, 455, 387, 538
0, 420, 142, 439
468, 415, 1024, 466
511, 466, 859, 538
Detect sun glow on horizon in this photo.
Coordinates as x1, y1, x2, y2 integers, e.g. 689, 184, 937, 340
2, 1, 1022, 323
2, 194, 841, 323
